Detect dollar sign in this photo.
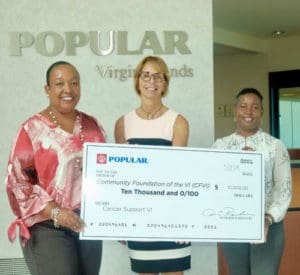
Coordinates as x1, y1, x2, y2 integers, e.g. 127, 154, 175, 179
215, 185, 218, 190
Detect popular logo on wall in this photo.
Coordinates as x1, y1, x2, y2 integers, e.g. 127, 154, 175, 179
9, 31, 192, 56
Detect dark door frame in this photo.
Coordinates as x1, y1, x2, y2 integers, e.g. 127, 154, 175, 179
269, 69, 300, 138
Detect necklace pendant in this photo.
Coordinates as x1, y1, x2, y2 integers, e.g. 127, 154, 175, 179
141, 104, 163, 120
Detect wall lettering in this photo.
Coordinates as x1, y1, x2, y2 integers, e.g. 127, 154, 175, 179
96, 64, 194, 81
9, 31, 192, 56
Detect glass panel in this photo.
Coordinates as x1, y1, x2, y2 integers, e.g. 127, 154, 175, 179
279, 87, 300, 149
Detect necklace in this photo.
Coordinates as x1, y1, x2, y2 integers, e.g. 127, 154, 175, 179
49, 110, 84, 143
140, 104, 164, 120
49, 110, 59, 127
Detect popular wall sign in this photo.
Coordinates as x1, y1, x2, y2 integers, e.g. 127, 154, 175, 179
9, 31, 192, 56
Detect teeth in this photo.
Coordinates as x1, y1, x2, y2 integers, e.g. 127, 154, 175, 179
61, 96, 73, 101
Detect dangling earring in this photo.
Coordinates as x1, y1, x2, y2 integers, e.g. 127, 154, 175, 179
46, 93, 49, 97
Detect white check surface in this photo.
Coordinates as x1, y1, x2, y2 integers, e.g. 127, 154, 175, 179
80, 143, 264, 243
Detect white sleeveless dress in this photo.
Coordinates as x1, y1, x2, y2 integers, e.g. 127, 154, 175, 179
123, 109, 191, 273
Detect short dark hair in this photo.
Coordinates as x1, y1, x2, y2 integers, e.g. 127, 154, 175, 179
236, 88, 263, 102
46, 61, 78, 85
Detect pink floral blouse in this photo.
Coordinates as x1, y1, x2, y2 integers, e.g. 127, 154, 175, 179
6, 111, 106, 243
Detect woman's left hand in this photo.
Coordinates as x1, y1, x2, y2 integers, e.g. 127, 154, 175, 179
57, 208, 85, 232
264, 216, 271, 242
251, 217, 271, 245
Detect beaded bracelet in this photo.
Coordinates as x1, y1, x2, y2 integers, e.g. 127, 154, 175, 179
50, 207, 61, 228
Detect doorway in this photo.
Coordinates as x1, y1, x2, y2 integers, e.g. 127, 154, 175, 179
269, 70, 300, 161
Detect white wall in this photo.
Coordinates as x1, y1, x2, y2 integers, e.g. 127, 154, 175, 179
267, 35, 300, 72
0, 1, 216, 274
214, 53, 269, 139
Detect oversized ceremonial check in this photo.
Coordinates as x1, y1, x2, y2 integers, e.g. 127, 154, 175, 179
80, 143, 264, 243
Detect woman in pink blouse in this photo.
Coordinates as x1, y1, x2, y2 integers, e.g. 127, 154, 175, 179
6, 61, 106, 275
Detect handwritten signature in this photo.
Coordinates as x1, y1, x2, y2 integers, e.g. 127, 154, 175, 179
202, 207, 255, 218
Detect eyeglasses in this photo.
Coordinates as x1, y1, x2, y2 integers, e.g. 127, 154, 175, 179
139, 71, 165, 83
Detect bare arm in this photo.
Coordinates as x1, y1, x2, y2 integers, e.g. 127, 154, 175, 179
173, 114, 190, 245
114, 116, 127, 143
172, 114, 189, 146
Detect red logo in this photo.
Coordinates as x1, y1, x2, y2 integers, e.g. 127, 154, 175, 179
97, 153, 107, 164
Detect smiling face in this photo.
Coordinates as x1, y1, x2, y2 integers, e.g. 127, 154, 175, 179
138, 61, 167, 100
134, 56, 170, 97
235, 92, 263, 137
44, 64, 80, 114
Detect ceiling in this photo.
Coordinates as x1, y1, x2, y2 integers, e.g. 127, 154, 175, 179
213, 0, 300, 54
